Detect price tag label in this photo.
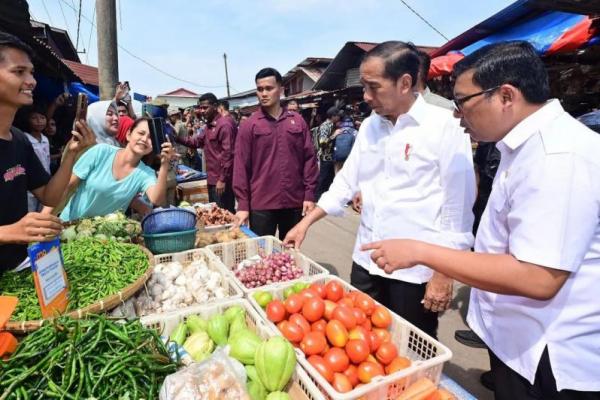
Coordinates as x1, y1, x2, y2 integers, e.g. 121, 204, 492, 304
28, 239, 69, 318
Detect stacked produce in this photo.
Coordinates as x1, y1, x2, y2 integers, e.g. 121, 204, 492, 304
195, 227, 247, 248
111, 258, 228, 317
60, 211, 141, 242
254, 280, 411, 394
0, 316, 178, 399
162, 305, 297, 400
235, 252, 304, 289
195, 204, 235, 226
0, 238, 149, 321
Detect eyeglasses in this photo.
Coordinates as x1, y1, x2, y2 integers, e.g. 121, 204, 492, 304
453, 86, 500, 111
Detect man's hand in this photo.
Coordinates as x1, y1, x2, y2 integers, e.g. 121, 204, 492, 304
0, 213, 63, 244
216, 180, 226, 196
66, 120, 96, 156
114, 82, 128, 101
361, 239, 423, 274
302, 201, 315, 216
283, 223, 307, 250
234, 211, 249, 227
351, 192, 362, 213
423, 273, 453, 312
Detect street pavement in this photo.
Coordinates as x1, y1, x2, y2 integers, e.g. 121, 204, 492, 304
299, 208, 493, 400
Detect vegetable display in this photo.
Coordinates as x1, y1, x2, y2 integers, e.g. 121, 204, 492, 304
195, 228, 247, 247
0, 316, 178, 399
0, 238, 150, 321
61, 211, 142, 242
195, 204, 235, 226
235, 253, 304, 289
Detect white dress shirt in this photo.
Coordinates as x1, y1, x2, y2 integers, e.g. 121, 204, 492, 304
318, 95, 476, 284
25, 132, 51, 212
467, 100, 600, 391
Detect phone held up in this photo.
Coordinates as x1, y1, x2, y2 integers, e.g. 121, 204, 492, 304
72, 93, 88, 141
148, 117, 167, 155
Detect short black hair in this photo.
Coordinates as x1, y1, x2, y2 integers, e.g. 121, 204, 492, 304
218, 100, 229, 110
453, 41, 550, 104
363, 41, 420, 87
255, 67, 283, 84
326, 106, 342, 118
198, 92, 218, 105
0, 31, 34, 62
416, 50, 431, 86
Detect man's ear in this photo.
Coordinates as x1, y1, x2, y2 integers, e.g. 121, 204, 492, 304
398, 73, 413, 93
499, 84, 517, 107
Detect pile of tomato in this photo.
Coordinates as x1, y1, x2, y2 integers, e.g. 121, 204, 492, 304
264, 279, 412, 394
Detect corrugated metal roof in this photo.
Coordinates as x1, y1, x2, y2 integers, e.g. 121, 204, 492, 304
61, 59, 98, 86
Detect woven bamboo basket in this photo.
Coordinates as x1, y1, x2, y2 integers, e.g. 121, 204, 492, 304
4, 246, 155, 334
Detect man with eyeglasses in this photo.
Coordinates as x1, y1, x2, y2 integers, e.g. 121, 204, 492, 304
362, 41, 600, 398
284, 41, 476, 339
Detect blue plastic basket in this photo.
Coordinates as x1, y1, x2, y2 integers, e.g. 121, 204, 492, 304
143, 229, 198, 254
142, 208, 196, 234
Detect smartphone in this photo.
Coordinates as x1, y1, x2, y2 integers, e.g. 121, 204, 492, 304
148, 117, 166, 155
72, 93, 88, 138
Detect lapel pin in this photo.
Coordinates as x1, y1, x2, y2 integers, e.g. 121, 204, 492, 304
404, 143, 412, 161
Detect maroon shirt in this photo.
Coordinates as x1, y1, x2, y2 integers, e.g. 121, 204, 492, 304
233, 108, 318, 212
175, 114, 236, 185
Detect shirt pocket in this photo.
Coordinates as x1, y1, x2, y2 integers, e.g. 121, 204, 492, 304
286, 125, 304, 148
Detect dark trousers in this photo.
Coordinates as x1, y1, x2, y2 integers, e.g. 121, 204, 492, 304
250, 208, 303, 240
350, 262, 438, 339
316, 160, 335, 201
489, 348, 600, 400
208, 183, 235, 214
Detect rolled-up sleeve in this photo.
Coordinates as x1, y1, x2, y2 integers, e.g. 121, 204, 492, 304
233, 121, 252, 211
302, 120, 319, 202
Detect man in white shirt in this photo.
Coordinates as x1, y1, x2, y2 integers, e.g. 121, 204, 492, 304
363, 41, 600, 398
284, 41, 476, 338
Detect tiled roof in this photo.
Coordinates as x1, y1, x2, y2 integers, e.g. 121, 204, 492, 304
61, 59, 99, 86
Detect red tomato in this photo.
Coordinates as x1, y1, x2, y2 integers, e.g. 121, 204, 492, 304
311, 319, 327, 333
308, 355, 334, 383
375, 342, 398, 365
302, 297, 325, 322
309, 283, 327, 299
289, 313, 311, 335
343, 364, 359, 387
366, 354, 379, 364
276, 320, 287, 331
332, 373, 353, 393
266, 300, 286, 323
325, 320, 348, 348
284, 294, 304, 314
371, 306, 392, 328
372, 328, 392, 344
385, 356, 412, 375
321, 342, 330, 356
355, 293, 376, 316
325, 281, 344, 302
300, 288, 320, 300
280, 321, 304, 343
346, 291, 360, 306
324, 347, 350, 373
369, 331, 382, 353
352, 308, 367, 324
300, 331, 327, 356
337, 297, 354, 308
348, 326, 371, 348
332, 306, 357, 330
360, 319, 372, 331
323, 300, 337, 320
345, 339, 370, 364
357, 361, 384, 384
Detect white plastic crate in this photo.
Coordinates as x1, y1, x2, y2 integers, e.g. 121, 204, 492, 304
140, 298, 326, 400
205, 236, 329, 294
247, 275, 453, 400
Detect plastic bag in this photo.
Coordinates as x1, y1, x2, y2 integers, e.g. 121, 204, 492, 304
159, 348, 250, 400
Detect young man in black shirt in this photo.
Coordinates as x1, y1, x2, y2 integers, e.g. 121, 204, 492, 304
0, 33, 94, 273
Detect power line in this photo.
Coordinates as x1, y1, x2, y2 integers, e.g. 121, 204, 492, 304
399, 0, 449, 41
57, 0, 72, 39
40, 0, 54, 25
85, 2, 95, 64
58, 0, 225, 89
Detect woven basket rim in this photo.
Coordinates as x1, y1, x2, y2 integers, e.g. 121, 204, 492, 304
142, 228, 198, 238
3, 245, 155, 334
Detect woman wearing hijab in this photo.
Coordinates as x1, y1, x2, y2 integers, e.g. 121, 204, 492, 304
59, 117, 176, 221
86, 100, 120, 146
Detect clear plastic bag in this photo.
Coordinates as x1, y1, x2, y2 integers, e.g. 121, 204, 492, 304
159, 348, 250, 400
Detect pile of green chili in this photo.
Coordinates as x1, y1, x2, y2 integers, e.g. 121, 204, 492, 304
0, 316, 178, 399
0, 238, 150, 321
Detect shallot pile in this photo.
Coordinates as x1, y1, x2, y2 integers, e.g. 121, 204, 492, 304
234, 252, 304, 288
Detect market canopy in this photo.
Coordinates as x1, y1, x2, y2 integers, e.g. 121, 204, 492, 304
429, 10, 599, 78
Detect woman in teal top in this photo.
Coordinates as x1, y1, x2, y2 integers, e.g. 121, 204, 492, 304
60, 117, 176, 221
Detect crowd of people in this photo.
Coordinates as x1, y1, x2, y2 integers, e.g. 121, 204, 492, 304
1, 27, 599, 399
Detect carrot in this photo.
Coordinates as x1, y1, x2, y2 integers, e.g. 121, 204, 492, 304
0, 332, 18, 357
397, 377, 436, 400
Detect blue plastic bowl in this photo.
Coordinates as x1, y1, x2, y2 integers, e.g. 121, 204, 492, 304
142, 208, 197, 234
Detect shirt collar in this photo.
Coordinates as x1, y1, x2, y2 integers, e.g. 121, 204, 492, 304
373, 93, 427, 128
500, 99, 564, 151
258, 106, 290, 121
208, 113, 222, 127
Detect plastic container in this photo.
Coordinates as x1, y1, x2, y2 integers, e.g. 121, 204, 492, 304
140, 298, 325, 400
177, 180, 209, 204
143, 229, 197, 254
247, 275, 453, 400
142, 208, 196, 234
204, 236, 329, 294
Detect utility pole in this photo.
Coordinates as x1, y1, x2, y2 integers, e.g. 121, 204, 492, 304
223, 53, 231, 98
96, 0, 118, 100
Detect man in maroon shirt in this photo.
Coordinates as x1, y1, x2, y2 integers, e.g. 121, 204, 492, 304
233, 68, 318, 239
174, 93, 236, 213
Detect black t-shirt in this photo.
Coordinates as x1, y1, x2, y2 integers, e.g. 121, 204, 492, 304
0, 127, 50, 272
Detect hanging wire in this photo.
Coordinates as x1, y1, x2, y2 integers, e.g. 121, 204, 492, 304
57, 0, 72, 39
399, 0, 449, 41
85, 2, 96, 64
40, 0, 54, 25
75, 0, 83, 51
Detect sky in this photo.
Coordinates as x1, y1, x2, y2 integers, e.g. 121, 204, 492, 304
28, 0, 515, 98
